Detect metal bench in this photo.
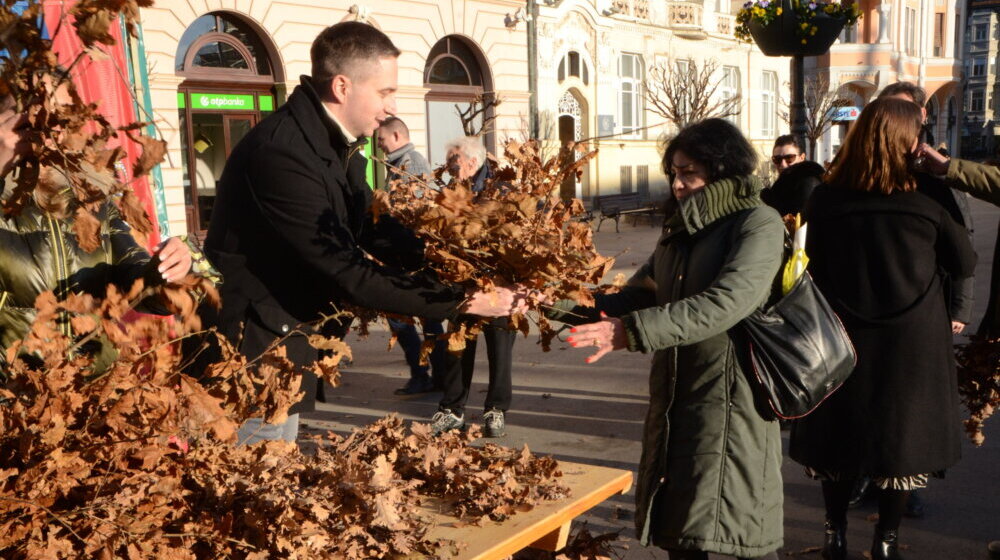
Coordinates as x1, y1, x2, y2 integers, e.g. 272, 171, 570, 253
592, 193, 660, 232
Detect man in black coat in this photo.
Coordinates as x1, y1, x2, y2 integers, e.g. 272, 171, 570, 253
763, 134, 825, 217
205, 22, 521, 445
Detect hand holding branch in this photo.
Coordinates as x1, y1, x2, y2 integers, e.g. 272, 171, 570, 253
462, 286, 532, 317
916, 143, 951, 176
155, 237, 193, 283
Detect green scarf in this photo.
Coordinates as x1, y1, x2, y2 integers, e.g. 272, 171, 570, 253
670, 175, 765, 235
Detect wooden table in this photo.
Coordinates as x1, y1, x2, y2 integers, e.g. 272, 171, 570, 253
421, 461, 633, 559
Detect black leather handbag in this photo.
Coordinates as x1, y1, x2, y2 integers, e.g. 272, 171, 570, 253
740, 265, 857, 420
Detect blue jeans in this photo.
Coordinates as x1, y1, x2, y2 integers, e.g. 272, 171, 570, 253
237, 413, 300, 446
388, 317, 446, 385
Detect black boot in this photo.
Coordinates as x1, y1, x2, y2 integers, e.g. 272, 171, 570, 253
871, 528, 903, 560
848, 476, 873, 508
821, 520, 847, 560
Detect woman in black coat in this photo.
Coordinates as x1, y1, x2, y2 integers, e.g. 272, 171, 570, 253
789, 98, 977, 560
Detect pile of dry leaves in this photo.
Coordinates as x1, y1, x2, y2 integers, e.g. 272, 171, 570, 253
0, 277, 568, 558
1, 2, 571, 557
955, 336, 1000, 446
373, 141, 614, 352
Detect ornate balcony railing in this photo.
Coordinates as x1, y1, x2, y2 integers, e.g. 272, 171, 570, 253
666, 1, 706, 39
716, 13, 735, 37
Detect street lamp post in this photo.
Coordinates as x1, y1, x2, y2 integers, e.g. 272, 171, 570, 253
745, 0, 848, 158
790, 54, 809, 157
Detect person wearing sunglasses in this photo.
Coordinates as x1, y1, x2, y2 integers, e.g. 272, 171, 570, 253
771, 135, 806, 173
762, 135, 825, 217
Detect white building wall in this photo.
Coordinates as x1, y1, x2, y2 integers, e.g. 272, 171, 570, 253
139, 0, 528, 236
536, 0, 792, 199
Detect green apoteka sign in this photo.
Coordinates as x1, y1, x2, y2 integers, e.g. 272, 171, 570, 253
190, 93, 255, 110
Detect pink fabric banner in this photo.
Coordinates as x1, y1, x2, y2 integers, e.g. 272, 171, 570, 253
43, 1, 162, 249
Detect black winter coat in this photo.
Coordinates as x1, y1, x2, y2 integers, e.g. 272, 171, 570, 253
205, 77, 464, 413
916, 173, 975, 324
762, 160, 824, 217
789, 184, 977, 477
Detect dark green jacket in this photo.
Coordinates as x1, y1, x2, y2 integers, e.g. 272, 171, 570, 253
946, 158, 1000, 336
555, 176, 785, 556
0, 200, 156, 365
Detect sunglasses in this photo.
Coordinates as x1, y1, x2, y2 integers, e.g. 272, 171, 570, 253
771, 154, 800, 165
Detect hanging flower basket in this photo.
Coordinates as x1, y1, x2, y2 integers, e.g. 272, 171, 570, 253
736, 0, 861, 57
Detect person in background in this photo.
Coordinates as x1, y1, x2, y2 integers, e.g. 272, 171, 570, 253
204, 23, 524, 446
916, 132, 1000, 560
876, 82, 977, 519
763, 134, 825, 217
446, 136, 492, 192
375, 116, 446, 395
0, 95, 193, 371
430, 136, 515, 438
378, 116, 432, 183
555, 119, 785, 560
918, 142, 1000, 338
789, 98, 976, 560
878, 82, 975, 337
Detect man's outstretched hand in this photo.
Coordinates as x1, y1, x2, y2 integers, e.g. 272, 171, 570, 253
461, 286, 532, 317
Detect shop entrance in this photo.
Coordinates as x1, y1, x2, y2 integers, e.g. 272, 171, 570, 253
175, 12, 283, 237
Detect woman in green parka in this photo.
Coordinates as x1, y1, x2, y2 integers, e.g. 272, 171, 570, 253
0, 98, 194, 369
558, 119, 786, 560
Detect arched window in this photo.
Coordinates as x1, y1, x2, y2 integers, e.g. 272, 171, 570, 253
558, 51, 589, 85
558, 90, 583, 141
946, 96, 956, 146
423, 36, 494, 167
175, 12, 282, 237
424, 36, 485, 86
175, 13, 277, 82
926, 97, 939, 134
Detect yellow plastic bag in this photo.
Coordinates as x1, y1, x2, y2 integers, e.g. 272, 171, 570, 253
781, 214, 809, 295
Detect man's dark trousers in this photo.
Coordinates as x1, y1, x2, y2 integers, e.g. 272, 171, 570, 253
439, 317, 516, 415
388, 317, 446, 386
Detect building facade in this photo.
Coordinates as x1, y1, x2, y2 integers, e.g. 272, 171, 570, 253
137, 0, 529, 237
806, 0, 965, 164
534, 0, 791, 199
961, 0, 1000, 159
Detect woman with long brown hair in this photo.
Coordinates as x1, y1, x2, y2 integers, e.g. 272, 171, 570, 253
789, 98, 976, 560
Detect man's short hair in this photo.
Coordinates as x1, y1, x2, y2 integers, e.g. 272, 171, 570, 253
311, 22, 400, 85
446, 136, 487, 168
878, 82, 927, 107
773, 134, 804, 153
379, 116, 410, 140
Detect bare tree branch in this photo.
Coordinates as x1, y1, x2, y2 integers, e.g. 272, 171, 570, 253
644, 58, 741, 130
456, 94, 504, 137
778, 73, 852, 157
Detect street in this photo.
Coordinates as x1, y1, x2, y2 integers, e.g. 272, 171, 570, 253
303, 198, 1000, 560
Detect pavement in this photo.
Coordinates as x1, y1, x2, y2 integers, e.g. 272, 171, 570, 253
302, 199, 1000, 560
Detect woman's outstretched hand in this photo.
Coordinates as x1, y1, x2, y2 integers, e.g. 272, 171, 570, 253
565, 312, 627, 363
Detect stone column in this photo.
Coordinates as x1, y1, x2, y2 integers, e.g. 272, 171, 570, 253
877, 2, 891, 44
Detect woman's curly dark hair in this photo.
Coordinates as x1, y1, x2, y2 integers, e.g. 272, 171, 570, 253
662, 118, 758, 183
